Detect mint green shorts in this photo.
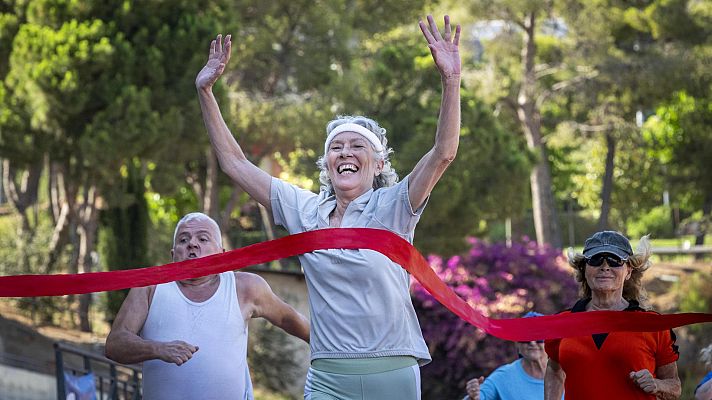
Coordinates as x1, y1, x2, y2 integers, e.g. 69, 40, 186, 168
304, 357, 421, 400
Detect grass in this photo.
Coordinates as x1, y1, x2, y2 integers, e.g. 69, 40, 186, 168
651, 235, 712, 248
648, 235, 712, 264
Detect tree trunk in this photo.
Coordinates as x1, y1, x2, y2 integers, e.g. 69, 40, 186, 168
77, 184, 98, 332
517, 12, 562, 249
3, 159, 43, 271
258, 203, 275, 241
0, 160, 5, 204
104, 162, 150, 321
44, 202, 70, 274
694, 194, 711, 260
528, 158, 562, 248
204, 147, 220, 222
188, 149, 234, 248
49, 160, 68, 225
43, 161, 72, 274
220, 184, 243, 250
65, 177, 80, 329
3, 159, 42, 238
597, 132, 616, 230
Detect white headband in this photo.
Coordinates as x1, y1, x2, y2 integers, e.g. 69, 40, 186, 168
324, 123, 384, 154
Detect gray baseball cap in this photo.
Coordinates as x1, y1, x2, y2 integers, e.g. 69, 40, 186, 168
582, 231, 633, 260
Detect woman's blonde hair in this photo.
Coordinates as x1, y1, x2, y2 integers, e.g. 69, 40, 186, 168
568, 235, 652, 308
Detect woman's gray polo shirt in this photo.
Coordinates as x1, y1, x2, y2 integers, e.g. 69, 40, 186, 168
270, 176, 431, 365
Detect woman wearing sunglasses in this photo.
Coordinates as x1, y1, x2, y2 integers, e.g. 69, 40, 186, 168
544, 231, 681, 400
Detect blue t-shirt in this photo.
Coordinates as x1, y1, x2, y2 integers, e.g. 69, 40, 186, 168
463, 359, 560, 400
697, 371, 712, 394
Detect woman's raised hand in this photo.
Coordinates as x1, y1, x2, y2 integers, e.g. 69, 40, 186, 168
419, 15, 461, 81
196, 34, 232, 90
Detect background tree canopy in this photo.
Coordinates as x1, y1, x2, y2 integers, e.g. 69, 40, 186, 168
0, 0, 710, 398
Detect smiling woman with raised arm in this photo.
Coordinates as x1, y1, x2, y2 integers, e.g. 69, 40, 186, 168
196, 14, 460, 400
544, 231, 681, 400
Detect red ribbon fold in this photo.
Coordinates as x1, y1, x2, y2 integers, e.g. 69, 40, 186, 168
0, 228, 709, 341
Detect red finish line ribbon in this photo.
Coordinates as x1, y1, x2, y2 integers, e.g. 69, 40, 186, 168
0, 228, 710, 341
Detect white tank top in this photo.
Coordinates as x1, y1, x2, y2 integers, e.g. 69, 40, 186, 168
141, 272, 253, 400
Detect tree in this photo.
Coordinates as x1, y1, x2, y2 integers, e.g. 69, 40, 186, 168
644, 92, 712, 246
466, 0, 710, 245
1, 0, 232, 330
556, 0, 709, 232
303, 27, 534, 254
212, 0, 435, 248
100, 160, 149, 321
467, 1, 575, 248
0, 0, 45, 270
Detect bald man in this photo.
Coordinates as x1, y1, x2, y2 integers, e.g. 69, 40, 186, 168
106, 212, 309, 400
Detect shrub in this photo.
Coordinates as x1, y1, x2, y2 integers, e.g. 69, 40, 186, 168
628, 205, 674, 238
412, 237, 578, 399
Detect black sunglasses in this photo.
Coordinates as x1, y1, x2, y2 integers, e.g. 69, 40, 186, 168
585, 254, 627, 268
518, 340, 545, 344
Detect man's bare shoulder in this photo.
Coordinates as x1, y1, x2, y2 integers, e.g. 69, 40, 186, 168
234, 271, 270, 296
126, 284, 157, 306
131, 284, 157, 292
234, 271, 267, 289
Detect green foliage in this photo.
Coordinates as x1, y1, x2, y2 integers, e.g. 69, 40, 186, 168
0, 215, 21, 276
645, 0, 708, 43
676, 270, 712, 397
317, 27, 533, 254
0, 0, 238, 326
679, 272, 710, 313
644, 92, 712, 194
0, 11, 20, 76
6, 0, 230, 170
540, 0, 711, 234
677, 272, 712, 338
627, 205, 674, 238
642, 92, 712, 239
1, 1, 232, 230
99, 161, 150, 321
416, 96, 532, 254
228, 0, 428, 95
0, 213, 55, 275
0, 213, 68, 323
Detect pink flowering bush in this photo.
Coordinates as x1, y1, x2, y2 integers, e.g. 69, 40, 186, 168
412, 237, 578, 399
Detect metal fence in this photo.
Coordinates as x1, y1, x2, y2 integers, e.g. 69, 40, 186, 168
54, 342, 141, 400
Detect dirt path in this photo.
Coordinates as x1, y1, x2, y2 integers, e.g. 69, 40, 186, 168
643, 261, 711, 312
0, 300, 107, 375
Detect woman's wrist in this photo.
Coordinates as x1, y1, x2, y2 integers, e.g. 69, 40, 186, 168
441, 74, 461, 85
653, 378, 681, 399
